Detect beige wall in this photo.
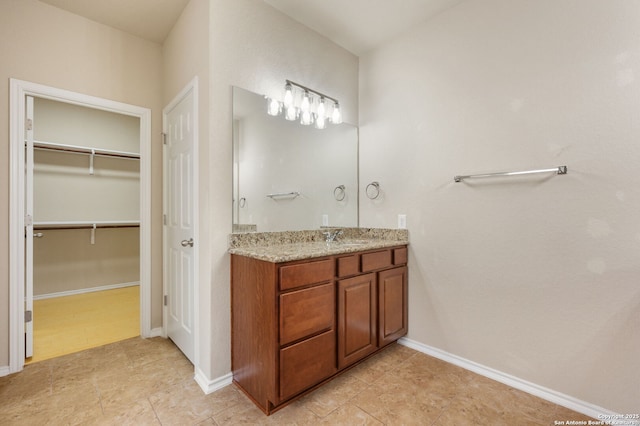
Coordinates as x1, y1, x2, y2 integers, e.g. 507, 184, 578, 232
359, 0, 640, 413
161, 0, 211, 377
33, 98, 140, 223
33, 229, 139, 296
207, 0, 359, 379
0, 0, 164, 366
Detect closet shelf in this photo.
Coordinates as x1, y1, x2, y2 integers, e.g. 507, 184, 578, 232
33, 140, 140, 159
33, 220, 140, 230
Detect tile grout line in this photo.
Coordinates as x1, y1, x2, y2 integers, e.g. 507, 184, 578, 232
147, 396, 163, 425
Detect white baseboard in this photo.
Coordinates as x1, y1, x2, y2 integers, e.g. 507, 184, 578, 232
0, 365, 11, 378
33, 281, 140, 300
147, 327, 164, 338
194, 369, 233, 395
398, 337, 622, 421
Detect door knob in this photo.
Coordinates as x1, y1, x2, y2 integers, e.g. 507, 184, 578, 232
34, 233, 44, 238
181, 238, 194, 247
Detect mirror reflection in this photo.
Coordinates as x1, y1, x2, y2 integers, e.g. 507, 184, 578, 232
232, 86, 359, 232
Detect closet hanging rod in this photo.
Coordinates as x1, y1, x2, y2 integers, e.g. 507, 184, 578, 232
34, 224, 140, 230
32, 140, 140, 159
454, 166, 567, 183
33, 220, 140, 230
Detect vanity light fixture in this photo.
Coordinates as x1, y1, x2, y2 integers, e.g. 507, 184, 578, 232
266, 80, 342, 129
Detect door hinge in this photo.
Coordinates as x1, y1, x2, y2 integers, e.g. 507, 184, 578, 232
25, 310, 32, 323
25, 214, 33, 226
162, 132, 167, 145
164, 295, 168, 306
26, 118, 33, 131
163, 214, 167, 226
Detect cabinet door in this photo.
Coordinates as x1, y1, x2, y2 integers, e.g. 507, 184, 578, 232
337, 273, 377, 369
378, 266, 408, 347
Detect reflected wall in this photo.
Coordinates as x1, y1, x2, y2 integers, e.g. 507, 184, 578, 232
232, 86, 358, 232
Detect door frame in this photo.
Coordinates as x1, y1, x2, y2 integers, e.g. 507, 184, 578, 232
8, 78, 152, 373
162, 77, 199, 366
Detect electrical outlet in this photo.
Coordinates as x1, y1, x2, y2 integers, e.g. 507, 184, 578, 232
398, 214, 407, 229
322, 214, 329, 226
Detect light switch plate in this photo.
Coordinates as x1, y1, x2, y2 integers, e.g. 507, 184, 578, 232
398, 214, 407, 229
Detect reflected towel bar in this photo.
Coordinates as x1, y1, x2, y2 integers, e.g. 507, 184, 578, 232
454, 166, 567, 183
266, 191, 300, 199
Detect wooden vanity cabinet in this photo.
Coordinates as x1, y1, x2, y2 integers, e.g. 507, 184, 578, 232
336, 246, 408, 368
231, 245, 408, 415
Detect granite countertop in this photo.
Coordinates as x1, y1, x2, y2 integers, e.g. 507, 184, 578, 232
228, 228, 408, 263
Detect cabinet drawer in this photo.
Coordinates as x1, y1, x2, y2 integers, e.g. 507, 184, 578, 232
279, 259, 334, 291
337, 254, 360, 278
393, 247, 408, 265
361, 250, 392, 272
280, 283, 335, 346
280, 330, 336, 400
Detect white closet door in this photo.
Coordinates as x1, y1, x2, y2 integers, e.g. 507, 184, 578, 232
24, 96, 34, 358
164, 87, 196, 363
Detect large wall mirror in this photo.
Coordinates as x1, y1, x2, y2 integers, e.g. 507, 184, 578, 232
232, 86, 359, 233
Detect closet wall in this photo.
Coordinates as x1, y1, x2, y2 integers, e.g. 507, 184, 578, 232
33, 98, 140, 297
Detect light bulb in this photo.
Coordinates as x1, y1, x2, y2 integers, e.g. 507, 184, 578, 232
317, 98, 326, 121
300, 91, 311, 113
315, 115, 326, 129
300, 110, 313, 126
331, 102, 342, 124
266, 97, 281, 116
283, 83, 293, 109
285, 105, 297, 121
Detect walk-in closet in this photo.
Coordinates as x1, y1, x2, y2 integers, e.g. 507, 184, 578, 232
28, 97, 141, 362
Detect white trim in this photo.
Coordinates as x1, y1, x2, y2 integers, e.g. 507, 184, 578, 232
9, 80, 26, 373
9, 78, 152, 373
148, 327, 164, 338
0, 366, 11, 378
194, 369, 233, 395
398, 337, 622, 420
162, 76, 200, 367
33, 282, 140, 300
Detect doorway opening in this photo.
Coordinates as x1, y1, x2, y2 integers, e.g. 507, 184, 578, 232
9, 79, 152, 372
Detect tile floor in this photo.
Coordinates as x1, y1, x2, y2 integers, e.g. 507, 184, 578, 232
0, 337, 593, 425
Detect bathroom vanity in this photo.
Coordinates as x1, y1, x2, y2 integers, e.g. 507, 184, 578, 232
229, 229, 408, 414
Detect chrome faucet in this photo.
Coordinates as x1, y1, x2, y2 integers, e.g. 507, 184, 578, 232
323, 229, 343, 243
